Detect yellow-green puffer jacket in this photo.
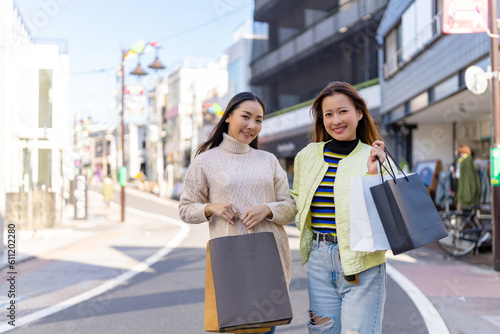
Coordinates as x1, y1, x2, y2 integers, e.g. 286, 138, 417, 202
290, 140, 387, 276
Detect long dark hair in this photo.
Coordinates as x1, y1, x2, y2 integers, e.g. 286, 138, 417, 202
195, 92, 266, 156
310, 81, 381, 144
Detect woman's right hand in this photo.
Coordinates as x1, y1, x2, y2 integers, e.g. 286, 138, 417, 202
205, 203, 239, 224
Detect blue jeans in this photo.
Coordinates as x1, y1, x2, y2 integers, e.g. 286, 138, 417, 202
307, 240, 386, 333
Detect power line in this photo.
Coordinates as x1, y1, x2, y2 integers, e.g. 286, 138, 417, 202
69, 4, 252, 76
70, 67, 116, 75
156, 3, 252, 42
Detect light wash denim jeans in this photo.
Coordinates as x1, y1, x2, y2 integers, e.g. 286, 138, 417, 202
307, 240, 386, 334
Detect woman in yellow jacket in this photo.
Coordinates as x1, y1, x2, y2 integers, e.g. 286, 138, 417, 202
290, 82, 388, 334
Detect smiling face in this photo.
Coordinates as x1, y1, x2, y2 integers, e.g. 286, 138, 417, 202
322, 93, 363, 141
226, 100, 264, 145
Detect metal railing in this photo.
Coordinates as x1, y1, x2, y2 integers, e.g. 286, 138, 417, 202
383, 12, 443, 78
252, 0, 388, 79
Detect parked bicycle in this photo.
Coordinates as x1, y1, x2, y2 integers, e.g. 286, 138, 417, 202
437, 206, 492, 256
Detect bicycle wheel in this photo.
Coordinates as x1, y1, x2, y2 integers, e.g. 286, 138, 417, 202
438, 212, 481, 256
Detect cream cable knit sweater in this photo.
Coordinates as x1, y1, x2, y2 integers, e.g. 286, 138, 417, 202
179, 133, 297, 285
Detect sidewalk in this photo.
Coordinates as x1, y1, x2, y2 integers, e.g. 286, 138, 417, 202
0, 187, 185, 331
0, 184, 180, 270
386, 244, 500, 333
1, 205, 112, 270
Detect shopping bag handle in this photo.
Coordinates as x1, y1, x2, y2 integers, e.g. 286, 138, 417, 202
226, 221, 253, 236
375, 148, 409, 183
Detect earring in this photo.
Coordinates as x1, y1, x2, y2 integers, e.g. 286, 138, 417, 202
225, 119, 229, 123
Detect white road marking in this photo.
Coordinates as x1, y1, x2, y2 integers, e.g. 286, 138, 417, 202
387, 263, 450, 334
0, 211, 190, 332
481, 315, 500, 328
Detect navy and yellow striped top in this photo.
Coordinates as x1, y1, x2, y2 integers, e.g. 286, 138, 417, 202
311, 138, 359, 236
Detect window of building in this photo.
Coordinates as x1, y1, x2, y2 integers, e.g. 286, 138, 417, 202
434, 75, 459, 101
409, 91, 429, 113
278, 94, 300, 110
384, 0, 440, 78
38, 148, 52, 188
434, 0, 443, 15
384, 22, 402, 76
23, 147, 31, 186
95, 140, 104, 157
228, 58, 244, 97
39, 69, 53, 128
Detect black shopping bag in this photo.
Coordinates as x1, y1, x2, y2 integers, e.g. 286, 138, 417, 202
206, 232, 292, 333
205, 242, 271, 333
370, 149, 448, 255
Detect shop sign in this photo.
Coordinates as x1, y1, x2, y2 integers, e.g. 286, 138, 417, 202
277, 142, 296, 156
490, 147, 500, 185
73, 175, 88, 219
443, 0, 488, 34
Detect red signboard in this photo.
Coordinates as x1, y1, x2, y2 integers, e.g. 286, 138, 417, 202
165, 105, 179, 119
443, 0, 488, 34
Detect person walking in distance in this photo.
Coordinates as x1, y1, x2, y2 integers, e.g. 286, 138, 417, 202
179, 92, 297, 334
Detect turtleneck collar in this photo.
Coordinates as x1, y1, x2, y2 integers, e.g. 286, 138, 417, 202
219, 132, 251, 154
325, 137, 360, 156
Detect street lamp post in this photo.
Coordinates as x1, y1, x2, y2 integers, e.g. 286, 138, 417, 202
489, 0, 500, 272
119, 42, 165, 222
120, 48, 127, 222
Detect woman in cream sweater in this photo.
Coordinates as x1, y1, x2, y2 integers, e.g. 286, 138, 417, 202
179, 92, 297, 334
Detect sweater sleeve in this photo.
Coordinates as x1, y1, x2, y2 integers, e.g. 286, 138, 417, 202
289, 151, 301, 230
265, 156, 297, 226
178, 157, 210, 224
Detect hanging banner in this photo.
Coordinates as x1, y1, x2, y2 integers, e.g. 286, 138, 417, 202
443, 0, 488, 34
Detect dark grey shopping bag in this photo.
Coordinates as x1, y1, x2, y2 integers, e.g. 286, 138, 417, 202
206, 232, 292, 333
370, 150, 448, 255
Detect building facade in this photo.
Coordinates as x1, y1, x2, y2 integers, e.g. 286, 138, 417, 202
251, 0, 387, 112
1, 0, 69, 235
377, 0, 493, 170
145, 81, 168, 196
250, 0, 388, 175
164, 57, 228, 198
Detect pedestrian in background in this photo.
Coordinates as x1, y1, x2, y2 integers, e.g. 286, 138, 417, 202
454, 143, 481, 210
102, 176, 114, 207
179, 92, 297, 334
290, 81, 388, 333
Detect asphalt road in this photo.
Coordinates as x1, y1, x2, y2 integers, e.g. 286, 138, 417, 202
9, 186, 427, 333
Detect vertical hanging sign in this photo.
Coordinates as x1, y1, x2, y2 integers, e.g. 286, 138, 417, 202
491, 148, 500, 185
443, 0, 489, 34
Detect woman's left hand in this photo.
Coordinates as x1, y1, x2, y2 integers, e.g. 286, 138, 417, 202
367, 140, 386, 174
241, 205, 273, 230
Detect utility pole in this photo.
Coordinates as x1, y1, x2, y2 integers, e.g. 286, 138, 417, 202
490, 0, 500, 272
120, 48, 126, 222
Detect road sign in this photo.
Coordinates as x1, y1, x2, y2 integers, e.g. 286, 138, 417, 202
465, 65, 488, 95
119, 167, 127, 187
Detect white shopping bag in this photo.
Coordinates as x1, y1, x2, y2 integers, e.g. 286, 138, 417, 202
350, 175, 391, 252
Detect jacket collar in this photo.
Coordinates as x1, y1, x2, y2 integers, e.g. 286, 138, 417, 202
318, 139, 365, 158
